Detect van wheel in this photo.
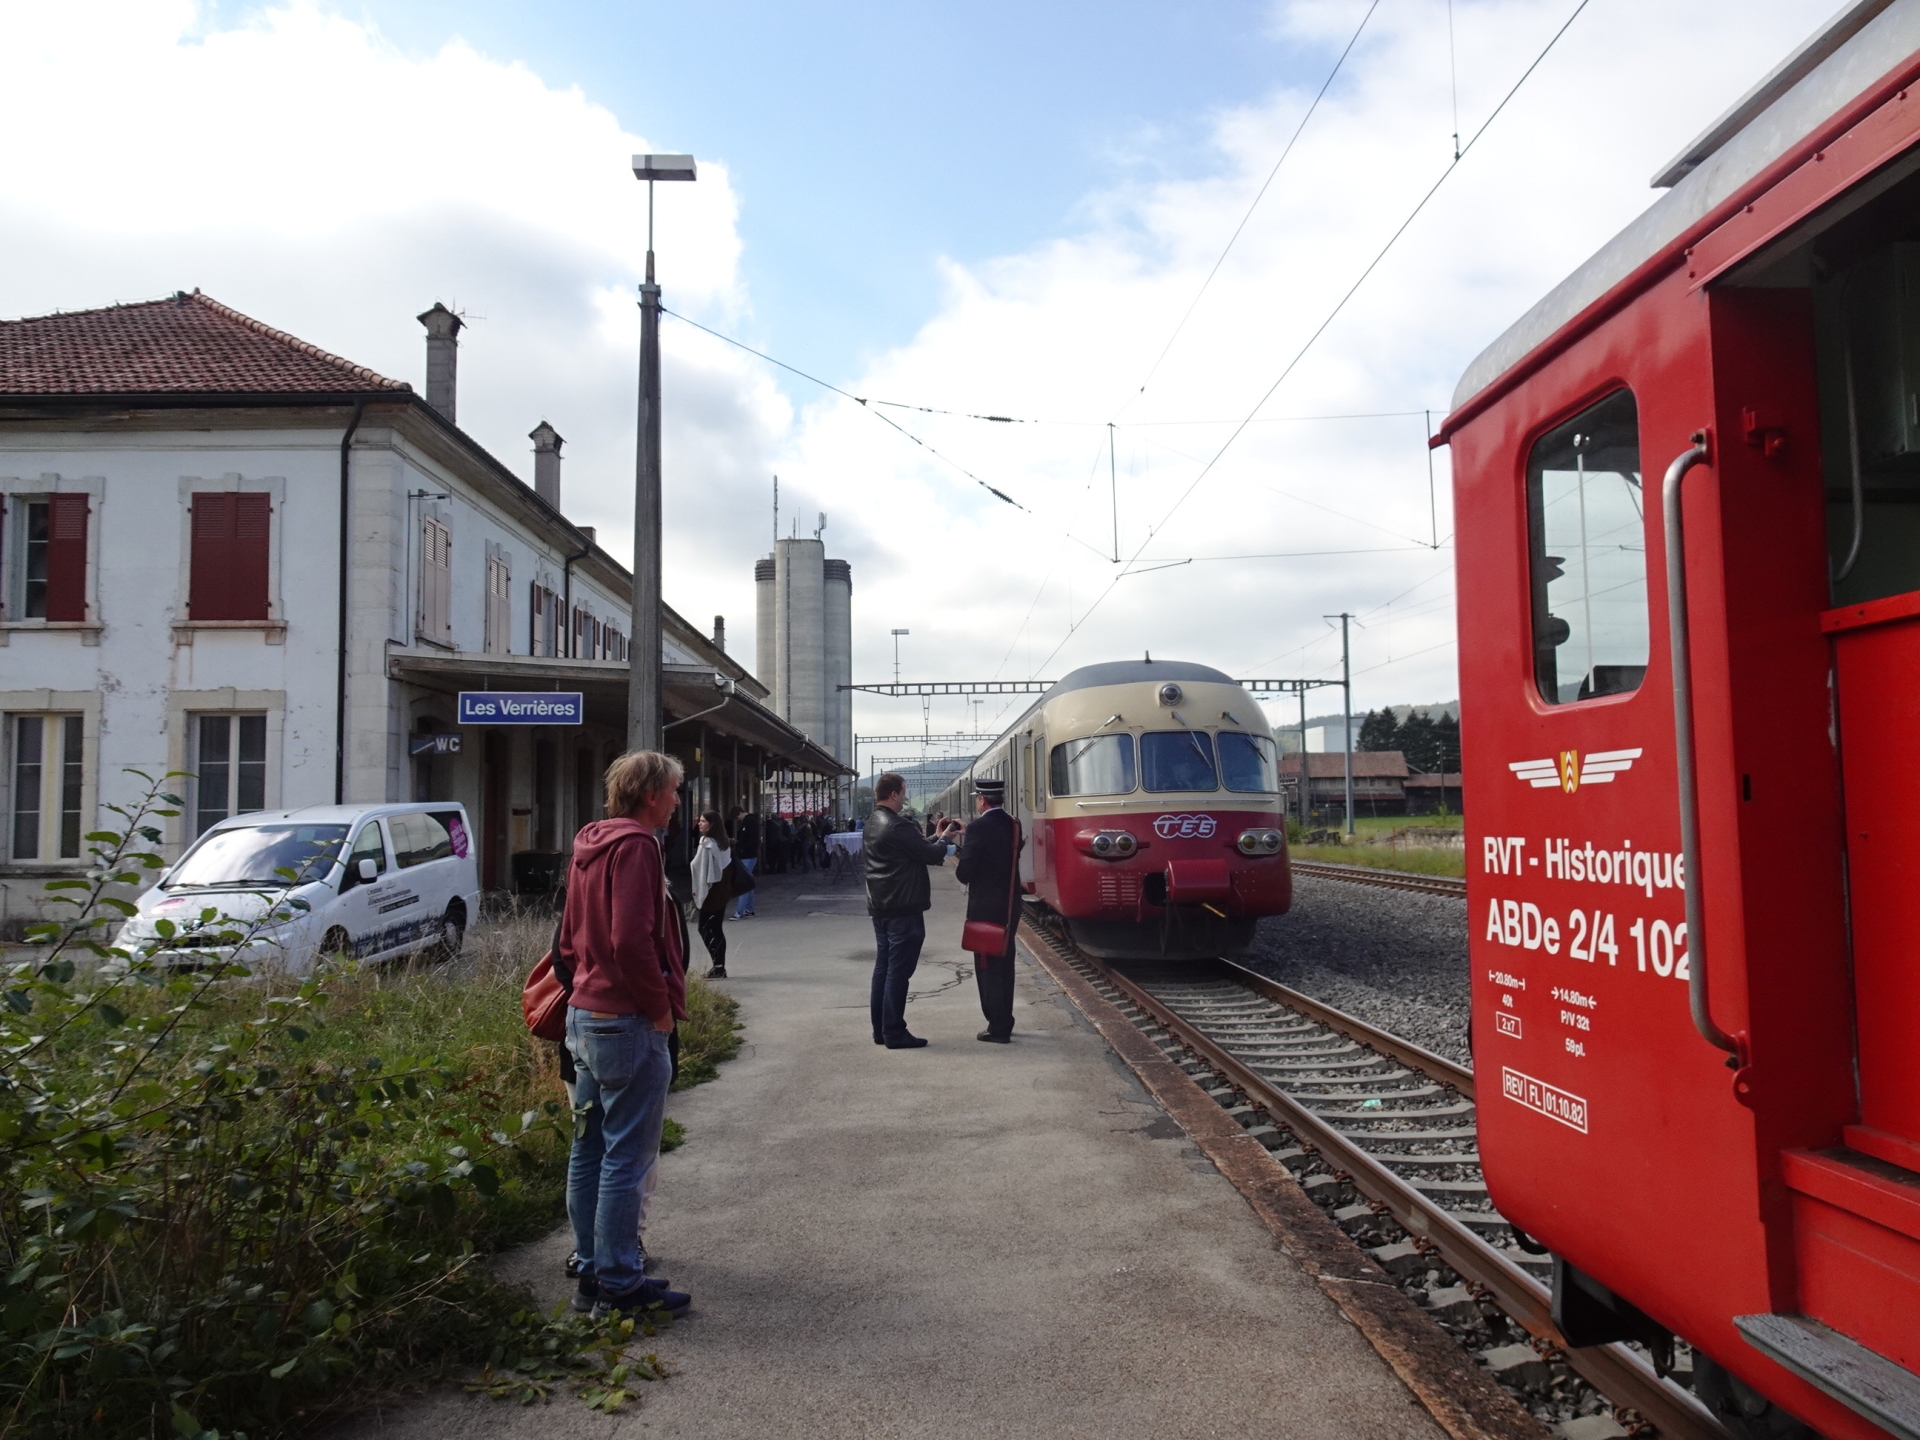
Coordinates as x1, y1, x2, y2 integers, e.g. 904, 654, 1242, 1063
320, 927, 352, 964
430, 906, 465, 964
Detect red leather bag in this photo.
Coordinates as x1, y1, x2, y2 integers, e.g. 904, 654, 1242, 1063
962, 820, 1023, 958
522, 916, 570, 1041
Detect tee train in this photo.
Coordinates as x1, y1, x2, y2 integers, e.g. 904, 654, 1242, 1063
1439, 4, 1920, 1435
928, 659, 1291, 961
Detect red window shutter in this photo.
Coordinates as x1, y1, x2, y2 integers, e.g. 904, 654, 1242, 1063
189, 493, 233, 619
190, 493, 269, 621
232, 494, 271, 621
46, 494, 89, 622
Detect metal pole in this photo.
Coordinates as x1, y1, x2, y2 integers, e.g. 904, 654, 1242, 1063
628, 184, 664, 753
1341, 614, 1355, 836
1298, 687, 1310, 830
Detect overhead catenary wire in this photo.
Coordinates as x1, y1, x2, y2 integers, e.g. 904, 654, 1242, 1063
1115, 0, 1385, 418
661, 304, 1030, 511
1026, 0, 1595, 681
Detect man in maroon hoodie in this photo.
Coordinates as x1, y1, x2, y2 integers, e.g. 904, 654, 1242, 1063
559, 750, 692, 1317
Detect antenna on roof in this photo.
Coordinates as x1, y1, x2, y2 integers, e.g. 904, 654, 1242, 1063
1144, 650, 1152, 663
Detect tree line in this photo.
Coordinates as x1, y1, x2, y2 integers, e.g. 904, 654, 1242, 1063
1356, 707, 1460, 774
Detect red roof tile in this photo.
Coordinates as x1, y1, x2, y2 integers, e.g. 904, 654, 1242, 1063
0, 290, 409, 398
1278, 751, 1411, 779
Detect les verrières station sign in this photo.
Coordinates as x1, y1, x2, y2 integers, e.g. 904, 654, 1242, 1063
456, 692, 585, 725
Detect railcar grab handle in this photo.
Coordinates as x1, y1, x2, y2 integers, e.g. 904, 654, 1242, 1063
1661, 433, 1742, 1056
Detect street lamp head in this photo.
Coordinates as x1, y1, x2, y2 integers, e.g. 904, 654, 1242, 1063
632, 154, 697, 182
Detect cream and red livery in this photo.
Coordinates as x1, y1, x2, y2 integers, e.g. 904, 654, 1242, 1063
931, 659, 1291, 960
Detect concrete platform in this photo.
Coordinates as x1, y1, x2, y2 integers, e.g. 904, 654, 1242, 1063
343, 866, 1446, 1439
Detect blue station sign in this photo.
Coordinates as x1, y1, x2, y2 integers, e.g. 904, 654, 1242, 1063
457, 691, 585, 725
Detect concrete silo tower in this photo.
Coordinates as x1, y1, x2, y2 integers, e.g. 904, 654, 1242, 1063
752, 531, 854, 804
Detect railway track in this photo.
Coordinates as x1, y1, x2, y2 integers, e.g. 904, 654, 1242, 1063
1023, 918, 1728, 1440
1290, 859, 1469, 898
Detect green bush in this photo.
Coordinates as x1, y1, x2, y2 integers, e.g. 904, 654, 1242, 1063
0, 774, 677, 1438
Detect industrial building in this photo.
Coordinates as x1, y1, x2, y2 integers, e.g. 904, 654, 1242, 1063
754, 534, 854, 810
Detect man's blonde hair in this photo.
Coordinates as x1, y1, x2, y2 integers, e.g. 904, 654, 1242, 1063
604, 750, 684, 819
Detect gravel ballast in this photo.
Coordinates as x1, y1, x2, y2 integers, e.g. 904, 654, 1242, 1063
1241, 873, 1471, 1064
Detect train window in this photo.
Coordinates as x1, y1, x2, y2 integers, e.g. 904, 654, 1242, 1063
1048, 733, 1135, 796
1219, 733, 1279, 793
1141, 731, 1218, 793
1525, 389, 1648, 705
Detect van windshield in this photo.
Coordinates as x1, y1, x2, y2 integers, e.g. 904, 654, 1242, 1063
165, 824, 349, 889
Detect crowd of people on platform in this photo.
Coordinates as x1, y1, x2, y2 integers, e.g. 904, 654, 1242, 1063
533, 756, 1019, 1327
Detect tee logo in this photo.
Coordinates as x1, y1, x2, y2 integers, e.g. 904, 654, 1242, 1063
1510, 748, 1643, 793
1153, 814, 1218, 839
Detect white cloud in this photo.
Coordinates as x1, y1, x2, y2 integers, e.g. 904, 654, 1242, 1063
0, 0, 1850, 750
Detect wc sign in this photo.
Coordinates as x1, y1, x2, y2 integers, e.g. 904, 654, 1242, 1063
457, 691, 585, 725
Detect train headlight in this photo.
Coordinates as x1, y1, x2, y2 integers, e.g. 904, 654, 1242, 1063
1237, 828, 1284, 856
1086, 830, 1138, 858
1157, 682, 1183, 706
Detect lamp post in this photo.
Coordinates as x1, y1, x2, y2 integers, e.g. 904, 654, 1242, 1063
628, 153, 697, 754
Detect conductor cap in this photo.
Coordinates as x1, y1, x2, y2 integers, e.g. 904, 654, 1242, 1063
974, 777, 1006, 798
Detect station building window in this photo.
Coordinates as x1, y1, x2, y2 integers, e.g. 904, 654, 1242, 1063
484, 551, 512, 655
9, 714, 83, 860
191, 713, 267, 837
188, 492, 270, 621
1525, 389, 1648, 705
7, 494, 89, 622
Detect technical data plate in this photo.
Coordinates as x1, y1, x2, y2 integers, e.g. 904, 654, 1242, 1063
1735, 1314, 1920, 1440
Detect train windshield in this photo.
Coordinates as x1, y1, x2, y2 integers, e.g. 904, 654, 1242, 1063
1142, 731, 1218, 792
1218, 732, 1279, 793
1049, 734, 1136, 796
1526, 388, 1648, 705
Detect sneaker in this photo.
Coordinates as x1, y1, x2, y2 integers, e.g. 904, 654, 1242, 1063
565, 1250, 583, 1279
594, 1277, 691, 1318
884, 1034, 929, 1049
706, 967, 728, 980
570, 1274, 599, 1313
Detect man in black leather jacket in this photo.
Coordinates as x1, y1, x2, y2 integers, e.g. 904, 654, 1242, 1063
864, 773, 959, 1048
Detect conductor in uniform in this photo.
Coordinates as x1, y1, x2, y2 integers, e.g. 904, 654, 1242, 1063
955, 777, 1024, 1043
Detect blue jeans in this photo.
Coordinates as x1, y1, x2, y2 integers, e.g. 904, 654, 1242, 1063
870, 912, 926, 1042
733, 857, 757, 917
566, 1008, 673, 1297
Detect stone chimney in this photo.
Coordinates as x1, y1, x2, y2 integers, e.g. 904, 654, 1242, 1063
418, 303, 463, 423
713, 615, 726, 652
530, 421, 564, 509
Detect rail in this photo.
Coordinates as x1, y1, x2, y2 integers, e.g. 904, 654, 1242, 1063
1289, 859, 1467, 898
1025, 923, 1730, 1440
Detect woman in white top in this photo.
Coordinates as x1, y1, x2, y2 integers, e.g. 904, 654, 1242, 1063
690, 810, 733, 979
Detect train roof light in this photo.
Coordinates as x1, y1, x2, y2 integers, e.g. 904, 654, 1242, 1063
1158, 683, 1182, 706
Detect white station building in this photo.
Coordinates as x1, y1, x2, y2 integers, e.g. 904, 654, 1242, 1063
0, 290, 846, 930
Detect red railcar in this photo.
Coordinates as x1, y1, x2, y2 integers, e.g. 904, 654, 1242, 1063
1440, 4, 1920, 1435
931, 660, 1292, 960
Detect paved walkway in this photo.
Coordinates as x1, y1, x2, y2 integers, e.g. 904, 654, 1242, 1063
343, 867, 1444, 1439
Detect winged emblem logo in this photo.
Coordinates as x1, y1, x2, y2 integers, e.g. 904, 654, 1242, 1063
1509, 748, 1643, 792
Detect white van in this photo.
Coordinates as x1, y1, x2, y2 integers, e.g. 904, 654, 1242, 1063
122, 803, 482, 974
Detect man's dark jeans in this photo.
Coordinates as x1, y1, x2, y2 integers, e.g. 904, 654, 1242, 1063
870, 912, 926, 1042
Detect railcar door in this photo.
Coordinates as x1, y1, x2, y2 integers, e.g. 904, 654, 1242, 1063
1821, 241, 1920, 1172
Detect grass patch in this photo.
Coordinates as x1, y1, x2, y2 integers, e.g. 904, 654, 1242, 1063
0, 781, 743, 1440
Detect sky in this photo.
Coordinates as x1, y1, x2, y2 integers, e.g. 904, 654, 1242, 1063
0, 0, 1847, 754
